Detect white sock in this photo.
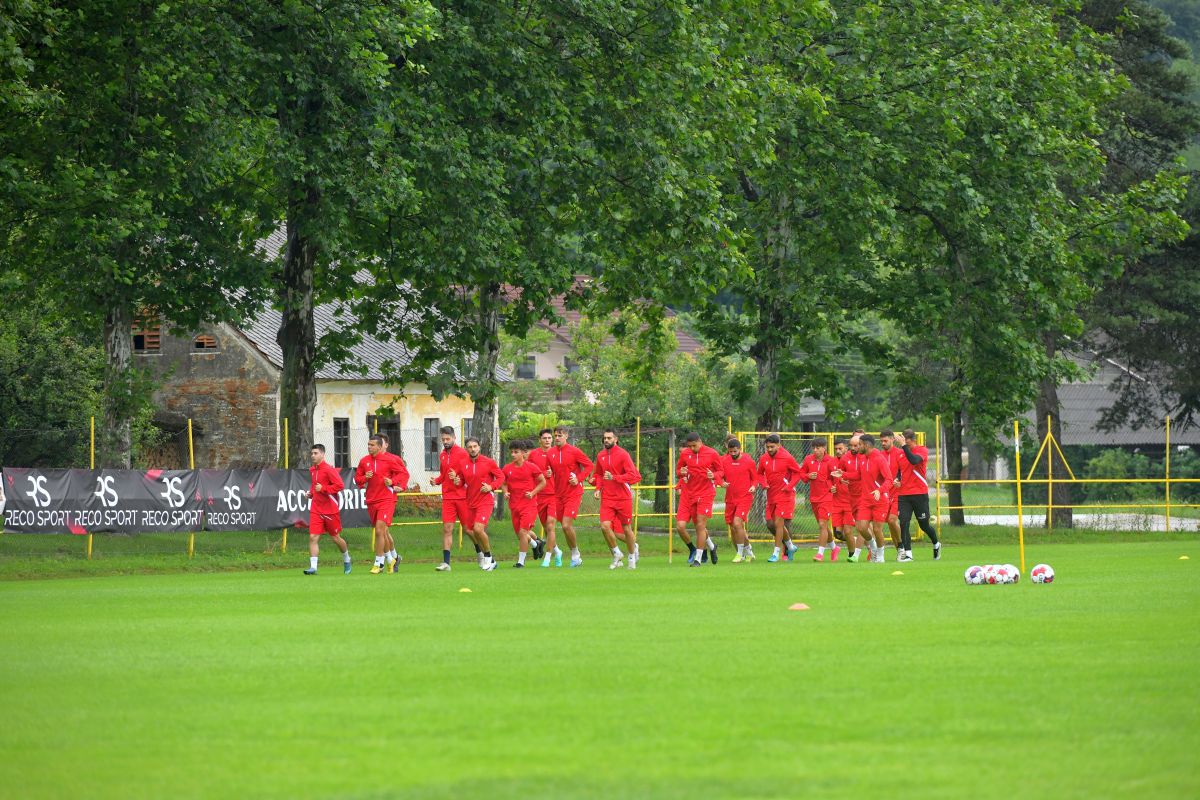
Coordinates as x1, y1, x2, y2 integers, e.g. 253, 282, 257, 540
706, 539, 716, 551
736, 543, 745, 556
310, 556, 318, 570
772, 546, 781, 557
633, 544, 639, 557
374, 555, 384, 566
571, 548, 580, 559
518, 551, 526, 565
818, 546, 825, 556
832, 541, 840, 550
611, 546, 622, 558
387, 549, 396, 561
343, 551, 351, 563
553, 546, 562, 556
851, 548, 859, 558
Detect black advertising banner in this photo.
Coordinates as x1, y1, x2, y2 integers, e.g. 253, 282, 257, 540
2, 467, 372, 533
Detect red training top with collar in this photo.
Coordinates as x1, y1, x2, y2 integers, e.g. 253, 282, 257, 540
548, 444, 593, 495
354, 451, 408, 506
590, 444, 641, 502
676, 445, 723, 499
309, 461, 344, 515
463, 454, 505, 506
526, 447, 556, 497
881, 446, 904, 489
800, 453, 835, 504
757, 447, 805, 501
864, 449, 893, 503
897, 444, 930, 496
831, 453, 859, 510
502, 460, 544, 510
432, 444, 470, 500
719, 453, 762, 502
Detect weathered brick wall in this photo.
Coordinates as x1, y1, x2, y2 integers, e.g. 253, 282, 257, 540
140, 323, 280, 468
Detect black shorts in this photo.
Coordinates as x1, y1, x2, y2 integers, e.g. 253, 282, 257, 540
898, 494, 930, 521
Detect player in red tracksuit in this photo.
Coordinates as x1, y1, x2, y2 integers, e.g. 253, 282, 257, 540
801, 439, 838, 562
526, 428, 561, 567
355, 434, 409, 574
676, 432, 724, 566
304, 444, 351, 575
462, 436, 504, 571
756, 434, 805, 563
829, 440, 857, 557
548, 426, 593, 567
879, 429, 905, 553
860, 433, 892, 563
719, 437, 761, 564
590, 428, 643, 570
502, 440, 548, 568
895, 428, 941, 562
429, 425, 473, 572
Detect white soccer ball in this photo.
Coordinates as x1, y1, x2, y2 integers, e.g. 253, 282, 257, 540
1031, 564, 1055, 584
964, 565, 985, 585
1003, 564, 1020, 584
983, 564, 1001, 585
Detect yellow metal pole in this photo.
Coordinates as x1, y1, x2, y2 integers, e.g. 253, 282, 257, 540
668, 445, 675, 564
88, 415, 95, 560
1047, 415, 1053, 535
1013, 420, 1026, 575
935, 414, 942, 543
1165, 416, 1172, 534
727, 416, 732, 436
282, 417, 289, 555
187, 418, 196, 559
634, 417, 641, 540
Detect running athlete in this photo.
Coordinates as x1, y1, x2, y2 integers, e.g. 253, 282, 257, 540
462, 436, 504, 571
895, 429, 941, 561
756, 434, 805, 563
304, 444, 351, 575
845, 435, 874, 562
548, 426, 593, 567
829, 440, 858, 560
355, 434, 409, 574
591, 429, 643, 569
526, 428, 561, 567
719, 437, 760, 563
502, 440, 548, 568
879, 429, 904, 555
860, 434, 892, 562
429, 426, 472, 572
676, 432, 724, 567
801, 439, 837, 562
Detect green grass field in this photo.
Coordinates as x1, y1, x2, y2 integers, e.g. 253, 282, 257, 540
1, 533, 1197, 799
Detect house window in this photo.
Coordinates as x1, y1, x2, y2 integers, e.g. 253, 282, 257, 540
461, 418, 475, 440
563, 356, 579, 374
366, 415, 402, 460
133, 322, 161, 354
516, 356, 537, 380
333, 418, 350, 468
192, 335, 219, 352
424, 418, 440, 472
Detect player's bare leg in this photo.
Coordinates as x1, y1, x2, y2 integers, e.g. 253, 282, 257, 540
887, 514, 901, 552
540, 513, 559, 566
600, 520, 625, 569
870, 520, 887, 562
472, 521, 494, 570
731, 517, 754, 562
694, 517, 710, 565
814, 518, 832, 561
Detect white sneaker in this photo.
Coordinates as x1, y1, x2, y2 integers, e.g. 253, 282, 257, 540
628, 555, 637, 570
570, 556, 583, 568
435, 562, 451, 572
477, 552, 485, 567
897, 552, 912, 563
482, 557, 497, 571
609, 556, 624, 570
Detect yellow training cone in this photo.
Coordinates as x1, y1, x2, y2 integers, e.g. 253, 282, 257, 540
1181, 556, 1190, 561
891, 570, 904, 576
459, 587, 472, 592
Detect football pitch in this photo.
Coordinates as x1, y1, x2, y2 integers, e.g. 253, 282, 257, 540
1, 539, 1197, 799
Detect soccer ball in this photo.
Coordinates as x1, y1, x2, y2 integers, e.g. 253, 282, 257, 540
964, 565, 985, 585
1003, 564, 1020, 584
983, 565, 1001, 585
1031, 564, 1055, 584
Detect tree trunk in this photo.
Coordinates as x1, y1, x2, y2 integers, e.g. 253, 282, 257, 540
751, 200, 795, 432
654, 449, 668, 514
470, 283, 502, 459
1036, 335, 1073, 528
100, 303, 134, 468
278, 188, 319, 468
946, 408, 966, 525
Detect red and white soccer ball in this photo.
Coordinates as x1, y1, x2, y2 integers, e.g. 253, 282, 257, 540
964, 565, 985, 585
1003, 564, 1020, 584
1031, 563, 1055, 584
983, 565, 1002, 584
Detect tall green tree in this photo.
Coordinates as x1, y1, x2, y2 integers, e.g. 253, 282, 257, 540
3, 1, 275, 466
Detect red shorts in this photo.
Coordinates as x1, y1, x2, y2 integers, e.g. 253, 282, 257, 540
831, 507, 855, 528
765, 494, 796, 521
724, 494, 753, 524
811, 501, 832, 522
510, 502, 537, 534
867, 501, 890, 523
676, 494, 714, 523
853, 498, 871, 523
309, 512, 343, 536
555, 490, 583, 521
368, 501, 395, 527
441, 497, 471, 524
536, 494, 557, 527
889, 494, 899, 518
600, 500, 633, 530
469, 496, 495, 528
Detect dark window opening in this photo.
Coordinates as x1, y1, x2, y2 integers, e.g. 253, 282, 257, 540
424, 418, 440, 472
333, 418, 350, 468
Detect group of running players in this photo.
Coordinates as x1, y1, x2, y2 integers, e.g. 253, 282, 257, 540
301, 424, 941, 573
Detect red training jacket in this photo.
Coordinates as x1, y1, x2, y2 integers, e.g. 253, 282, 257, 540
864, 449, 893, 505
309, 461, 344, 515
590, 444, 642, 503
463, 454, 504, 507
432, 444, 471, 501
354, 451, 408, 506
719, 453, 762, 502
676, 445, 723, 499
897, 444, 930, 497
757, 447, 805, 501
503, 460, 545, 510
526, 446, 556, 497
800, 453, 835, 504
831, 452, 858, 510
548, 444, 593, 496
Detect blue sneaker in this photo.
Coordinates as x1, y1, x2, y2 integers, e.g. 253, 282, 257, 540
343, 561, 352, 574
554, 552, 563, 568
687, 549, 697, 565
767, 552, 780, 563
570, 556, 583, 568
303, 568, 317, 575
